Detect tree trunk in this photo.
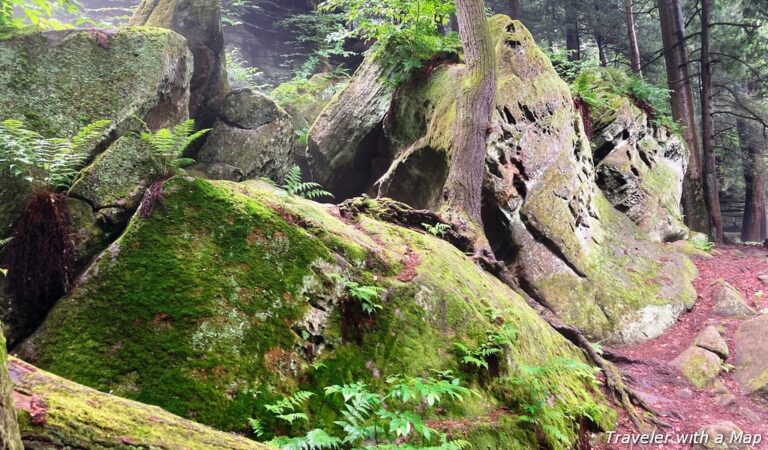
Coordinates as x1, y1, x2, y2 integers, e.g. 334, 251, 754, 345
738, 119, 767, 242
0, 326, 23, 450
565, 0, 580, 61
509, 0, 521, 19
443, 0, 497, 243
596, 31, 608, 66
625, 0, 642, 76
700, 0, 724, 242
658, 0, 709, 232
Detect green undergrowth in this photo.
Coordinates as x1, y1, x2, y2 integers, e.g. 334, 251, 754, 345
24, 177, 615, 447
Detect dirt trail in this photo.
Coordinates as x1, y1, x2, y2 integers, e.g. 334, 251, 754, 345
598, 245, 768, 450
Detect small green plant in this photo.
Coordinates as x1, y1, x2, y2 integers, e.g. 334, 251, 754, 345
421, 222, 450, 237
0, 0, 84, 37
0, 119, 110, 190
225, 48, 268, 91
249, 373, 474, 449
690, 234, 715, 252
282, 165, 334, 200
455, 323, 516, 371
265, 390, 315, 425
138, 119, 210, 179
331, 274, 385, 315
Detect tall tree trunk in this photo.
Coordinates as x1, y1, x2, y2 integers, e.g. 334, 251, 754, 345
658, 0, 709, 232
565, 0, 580, 61
700, 0, 724, 242
444, 0, 497, 244
625, 0, 642, 76
595, 31, 608, 66
738, 119, 767, 242
509, 0, 521, 19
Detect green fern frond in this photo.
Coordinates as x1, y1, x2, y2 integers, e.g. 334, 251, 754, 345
139, 119, 209, 178
281, 165, 333, 200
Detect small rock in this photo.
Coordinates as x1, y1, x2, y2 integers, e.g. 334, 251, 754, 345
718, 393, 737, 407
712, 281, 756, 319
677, 388, 694, 399
670, 346, 722, 388
693, 421, 750, 450
757, 273, 768, 286
694, 325, 729, 358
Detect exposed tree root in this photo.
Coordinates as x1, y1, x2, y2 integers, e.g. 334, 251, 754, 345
341, 197, 669, 433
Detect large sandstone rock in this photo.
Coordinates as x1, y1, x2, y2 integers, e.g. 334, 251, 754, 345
0, 27, 192, 236
130, 0, 229, 127
309, 16, 696, 345
693, 421, 751, 450
734, 315, 768, 399
17, 177, 616, 447
197, 88, 294, 181
0, 326, 22, 450
8, 357, 265, 449
584, 69, 689, 243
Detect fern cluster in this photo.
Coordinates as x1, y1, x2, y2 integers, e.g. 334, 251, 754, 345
138, 119, 209, 179
455, 323, 516, 371
282, 165, 334, 200
0, 119, 110, 191
250, 372, 474, 449
330, 274, 385, 315
421, 222, 450, 237
690, 233, 715, 252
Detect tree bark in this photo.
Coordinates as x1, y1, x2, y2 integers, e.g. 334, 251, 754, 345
565, 0, 580, 61
658, 0, 710, 233
596, 31, 608, 66
509, 0, 521, 19
700, 0, 724, 242
625, 0, 642, 76
738, 119, 767, 242
443, 0, 497, 243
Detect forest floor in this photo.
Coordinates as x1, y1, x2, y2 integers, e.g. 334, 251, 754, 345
598, 244, 768, 449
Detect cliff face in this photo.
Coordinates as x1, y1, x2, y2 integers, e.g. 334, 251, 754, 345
307, 16, 696, 345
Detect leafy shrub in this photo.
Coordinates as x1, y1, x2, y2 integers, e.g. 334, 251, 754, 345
249, 373, 474, 449
282, 165, 334, 200
0, 0, 96, 37
318, 0, 460, 81
225, 48, 268, 92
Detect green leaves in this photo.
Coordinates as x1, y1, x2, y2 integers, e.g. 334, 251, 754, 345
329, 274, 385, 315
281, 165, 334, 200
0, 119, 110, 191
1, 0, 84, 37
421, 222, 450, 237
138, 119, 210, 179
455, 323, 516, 371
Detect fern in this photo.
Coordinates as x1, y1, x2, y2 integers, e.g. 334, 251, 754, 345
690, 234, 715, 252
330, 274, 385, 315
455, 324, 516, 372
138, 119, 210, 179
281, 165, 334, 200
0, 119, 110, 191
421, 222, 450, 237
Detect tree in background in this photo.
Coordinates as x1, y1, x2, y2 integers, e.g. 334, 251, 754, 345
624, 0, 642, 76
737, 119, 766, 241
443, 0, 498, 249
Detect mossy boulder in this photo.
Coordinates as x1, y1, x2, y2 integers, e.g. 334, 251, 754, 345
734, 315, 768, 399
325, 16, 695, 345
582, 68, 689, 243
0, 27, 192, 235
18, 177, 615, 447
0, 326, 22, 450
669, 346, 722, 388
9, 357, 266, 449
713, 280, 756, 319
197, 88, 294, 182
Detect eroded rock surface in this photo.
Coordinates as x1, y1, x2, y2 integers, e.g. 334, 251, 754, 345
0, 326, 22, 450
307, 16, 695, 345
734, 315, 768, 399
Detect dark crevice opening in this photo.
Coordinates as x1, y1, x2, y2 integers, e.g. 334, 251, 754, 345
520, 213, 588, 278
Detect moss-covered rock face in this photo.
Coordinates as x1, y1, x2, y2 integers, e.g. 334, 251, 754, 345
0, 27, 192, 236
0, 28, 191, 138
18, 177, 615, 446
0, 326, 23, 450
197, 88, 295, 182
371, 16, 696, 345
582, 68, 689, 243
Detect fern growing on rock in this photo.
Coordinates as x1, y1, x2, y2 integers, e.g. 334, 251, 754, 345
0, 118, 109, 337
282, 165, 334, 200
137, 119, 209, 218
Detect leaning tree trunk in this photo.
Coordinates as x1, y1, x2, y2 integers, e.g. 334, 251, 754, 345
0, 325, 23, 450
565, 0, 580, 61
700, 0, 724, 242
658, 0, 709, 233
509, 0, 521, 19
625, 0, 642, 76
738, 119, 767, 242
443, 0, 498, 246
